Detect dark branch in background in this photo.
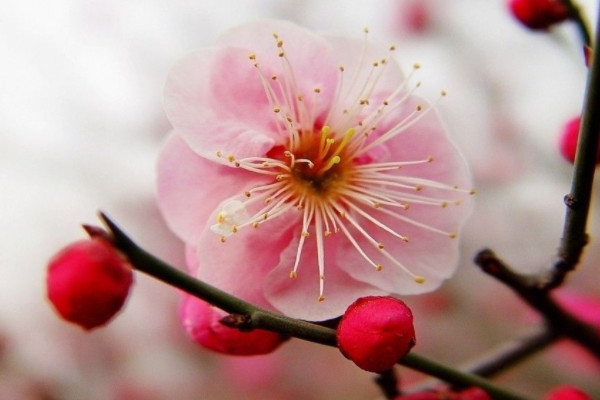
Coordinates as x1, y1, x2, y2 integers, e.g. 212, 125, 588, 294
546, 2, 600, 289
375, 369, 400, 400
96, 212, 532, 400
560, 0, 592, 48
462, 327, 557, 378
475, 249, 600, 360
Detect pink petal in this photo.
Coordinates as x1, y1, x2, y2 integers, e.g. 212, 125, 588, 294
216, 20, 339, 121
192, 210, 299, 310
263, 230, 386, 321
337, 98, 473, 294
321, 34, 405, 115
164, 47, 278, 160
156, 132, 267, 244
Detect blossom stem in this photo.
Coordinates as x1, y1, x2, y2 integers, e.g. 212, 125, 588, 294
475, 249, 600, 360
97, 212, 532, 400
374, 369, 400, 400
547, 4, 600, 289
559, 0, 592, 48
406, 327, 557, 393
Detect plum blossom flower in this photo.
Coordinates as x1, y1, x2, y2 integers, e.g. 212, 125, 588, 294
157, 20, 473, 321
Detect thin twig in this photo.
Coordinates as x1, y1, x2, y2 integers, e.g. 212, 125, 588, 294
96, 212, 533, 400
475, 249, 600, 360
546, 3, 600, 289
560, 0, 592, 48
406, 327, 557, 394
375, 369, 400, 400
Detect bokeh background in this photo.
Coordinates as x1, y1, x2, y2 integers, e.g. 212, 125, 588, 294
2, 0, 599, 398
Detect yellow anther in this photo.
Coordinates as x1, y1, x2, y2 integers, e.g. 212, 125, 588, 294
318, 155, 340, 174
318, 295, 325, 302
244, 191, 251, 197
324, 231, 331, 237
314, 87, 321, 93
227, 154, 235, 162
216, 150, 222, 158
216, 212, 225, 224
375, 264, 383, 271
231, 226, 238, 233
390, 45, 397, 51
414, 276, 426, 284
377, 242, 385, 249
301, 231, 310, 238
289, 270, 297, 279
252, 221, 259, 228
470, 189, 477, 195
273, 106, 281, 113
219, 236, 226, 243
248, 53, 256, 60
449, 232, 457, 239
413, 62, 421, 69
416, 104, 423, 111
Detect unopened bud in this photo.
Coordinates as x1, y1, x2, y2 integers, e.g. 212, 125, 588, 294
558, 116, 600, 165
543, 386, 593, 400
46, 238, 133, 330
507, 0, 570, 30
179, 294, 287, 355
455, 387, 492, 400
336, 296, 416, 372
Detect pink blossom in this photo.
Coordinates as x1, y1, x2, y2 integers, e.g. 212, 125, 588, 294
157, 20, 473, 321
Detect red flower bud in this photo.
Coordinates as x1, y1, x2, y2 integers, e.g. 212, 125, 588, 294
456, 387, 492, 400
179, 294, 287, 356
47, 239, 133, 330
337, 296, 416, 372
393, 392, 438, 400
543, 386, 593, 400
558, 116, 600, 164
507, 0, 570, 30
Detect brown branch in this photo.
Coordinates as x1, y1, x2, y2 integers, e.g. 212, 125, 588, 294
475, 249, 600, 360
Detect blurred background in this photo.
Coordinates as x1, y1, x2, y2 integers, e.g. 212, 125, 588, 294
1, 0, 599, 398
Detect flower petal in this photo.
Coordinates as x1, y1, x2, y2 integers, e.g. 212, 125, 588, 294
192, 210, 299, 310
156, 132, 268, 244
337, 99, 473, 294
164, 47, 279, 160
216, 20, 340, 125
263, 230, 386, 321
